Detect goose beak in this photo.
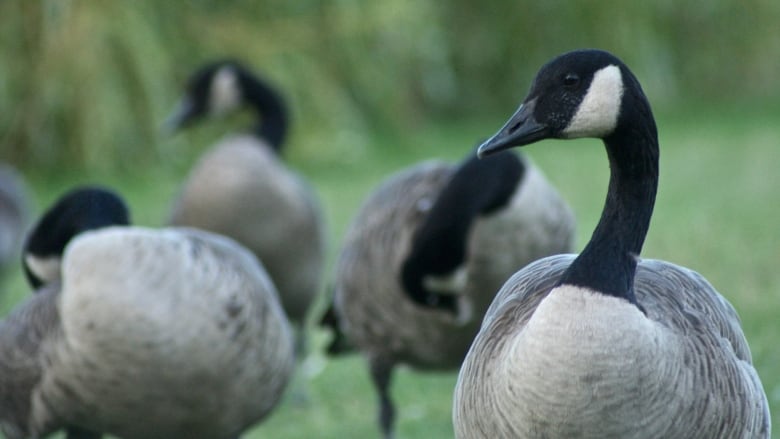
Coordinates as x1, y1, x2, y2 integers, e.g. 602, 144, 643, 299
162, 97, 196, 134
477, 99, 550, 158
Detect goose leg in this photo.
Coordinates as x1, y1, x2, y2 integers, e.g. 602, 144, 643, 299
369, 356, 396, 439
291, 319, 309, 361
65, 426, 101, 439
288, 325, 311, 406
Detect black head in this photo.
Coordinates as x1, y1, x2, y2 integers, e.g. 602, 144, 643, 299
23, 186, 130, 289
478, 49, 649, 157
164, 59, 250, 132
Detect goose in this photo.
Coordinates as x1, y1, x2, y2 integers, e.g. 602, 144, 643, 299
452, 49, 770, 438
0, 164, 30, 279
329, 150, 574, 438
165, 60, 325, 353
1, 186, 295, 439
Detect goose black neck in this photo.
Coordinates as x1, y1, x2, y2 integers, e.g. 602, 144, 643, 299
402, 151, 526, 310
559, 90, 658, 306
238, 72, 289, 153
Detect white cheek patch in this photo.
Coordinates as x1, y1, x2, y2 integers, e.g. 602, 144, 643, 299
25, 254, 62, 284
209, 66, 242, 116
563, 65, 623, 138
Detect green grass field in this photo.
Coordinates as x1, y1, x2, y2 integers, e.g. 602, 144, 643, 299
1, 103, 778, 438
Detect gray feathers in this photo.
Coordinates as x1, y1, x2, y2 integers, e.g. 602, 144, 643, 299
169, 137, 325, 324
0, 227, 295, 439
332, 157, 574, 437
336, 159, 573, 366
0, 164, 30, 276
454, 255, 770, 438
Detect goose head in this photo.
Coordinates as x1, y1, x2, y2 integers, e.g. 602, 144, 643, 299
23, 186, 130, 289
477, 49, 659, 308
164, 60, 289, 150
164, 60, 248, 132
478, 49, 652, 157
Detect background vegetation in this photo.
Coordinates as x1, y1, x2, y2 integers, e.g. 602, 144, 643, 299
1, 0, 779, 170
1, 1, 778, 438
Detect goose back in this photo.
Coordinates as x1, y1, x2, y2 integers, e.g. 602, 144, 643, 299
0, 226, 294, 439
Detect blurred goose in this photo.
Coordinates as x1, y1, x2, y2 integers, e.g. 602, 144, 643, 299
1, 186, 294, 439
0, 164, 30, 278
165, 60, 325, 351
453, 49, 770, 438
329, 150, 574, 438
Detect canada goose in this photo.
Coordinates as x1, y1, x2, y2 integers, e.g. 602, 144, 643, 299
1, 187, 295, 439
165, 60, 325, 351
330, 150, 574, 438
452, 49, 770, 438
0, 164, 30, 279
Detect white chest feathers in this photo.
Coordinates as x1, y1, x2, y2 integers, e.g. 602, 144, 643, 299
455, 286, 686, 438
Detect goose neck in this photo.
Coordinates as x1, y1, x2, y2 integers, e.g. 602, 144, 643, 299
240, 74, 288, 152
559, 114, 659, 305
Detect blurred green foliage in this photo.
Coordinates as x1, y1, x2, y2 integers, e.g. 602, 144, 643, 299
1, 0, 779, 170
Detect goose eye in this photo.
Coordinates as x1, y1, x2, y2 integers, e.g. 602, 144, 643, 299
563, 73, 580, 88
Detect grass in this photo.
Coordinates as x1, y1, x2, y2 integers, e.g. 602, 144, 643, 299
1, 102, 779, 438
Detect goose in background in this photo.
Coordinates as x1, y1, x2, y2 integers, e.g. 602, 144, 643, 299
1, 186, 294, 439
22, 185, 130, 289
0, 164, 30, 280
164, 60, 325, 354
453, 49, 770, 438
328, 149, 574, 438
